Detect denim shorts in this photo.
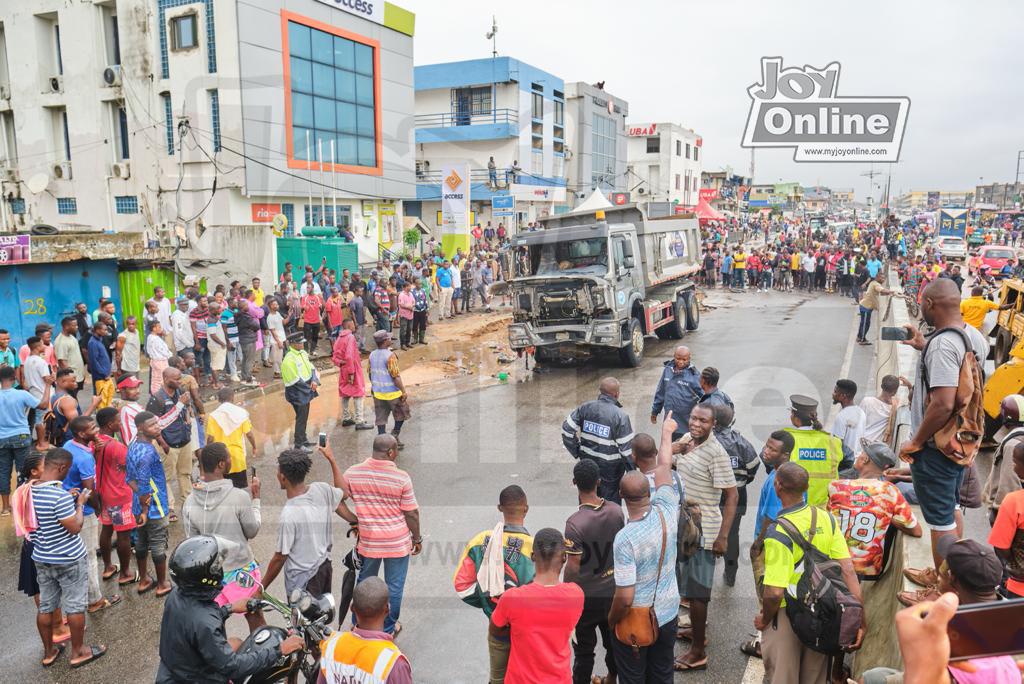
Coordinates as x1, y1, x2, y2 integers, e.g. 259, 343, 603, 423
909, 445, 965, 529
136, 515, 170, 562
36, 554, 90, 615
679, 548, 716, 600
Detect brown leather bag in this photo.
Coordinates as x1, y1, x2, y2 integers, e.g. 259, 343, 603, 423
614, 508, 666, 651
920, 327, 984, 467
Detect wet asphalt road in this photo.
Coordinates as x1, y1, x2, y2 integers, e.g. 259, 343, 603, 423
0, 288, 894, 683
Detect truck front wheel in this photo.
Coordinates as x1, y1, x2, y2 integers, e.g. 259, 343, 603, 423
620, 318, 644, 368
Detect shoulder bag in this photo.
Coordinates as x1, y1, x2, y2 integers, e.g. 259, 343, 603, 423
615, 508, 666, 652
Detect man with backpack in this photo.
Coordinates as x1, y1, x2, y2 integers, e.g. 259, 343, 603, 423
898, 278, 988, 578
756, 462, 863, 683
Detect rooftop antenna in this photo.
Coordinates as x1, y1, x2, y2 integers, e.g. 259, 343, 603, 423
486, 16, 498, 58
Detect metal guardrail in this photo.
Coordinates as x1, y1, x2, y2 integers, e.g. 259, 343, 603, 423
416, 167, 521, 187
414, 108, 518, 128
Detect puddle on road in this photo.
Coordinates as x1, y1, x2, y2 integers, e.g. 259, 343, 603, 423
244, 311, 532, 457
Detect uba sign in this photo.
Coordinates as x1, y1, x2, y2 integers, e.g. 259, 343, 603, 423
628, 124, 657, 136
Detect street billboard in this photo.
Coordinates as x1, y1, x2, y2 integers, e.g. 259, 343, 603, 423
937, 208, 968, 238
441, 163, 471, 256
492, 195, 514, 217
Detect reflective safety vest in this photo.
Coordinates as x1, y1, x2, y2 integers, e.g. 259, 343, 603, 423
783, 427, 842, 506
320, 631, 407, 684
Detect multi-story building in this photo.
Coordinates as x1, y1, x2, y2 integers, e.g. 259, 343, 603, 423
700, 170, 750, 213
831, 188, 855, 206
561, 82, 628, 209
411, 56, 568, 236
975, 182, 1023, 209
625, 122, 702, 209
802, 186, 831, 213
0, 0, 416, 267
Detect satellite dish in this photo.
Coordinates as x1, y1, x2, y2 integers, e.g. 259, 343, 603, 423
26, 173, 49, 194
271, 213, 288, 237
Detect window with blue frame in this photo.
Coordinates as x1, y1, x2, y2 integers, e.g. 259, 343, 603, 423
285, 16, 378, 170
9, 198, 25, 214
209, 89, 221, 151
162, 93, 174, 154
57, 197, 77, 214
281, 203, 295, 236
115, 195, 139, 214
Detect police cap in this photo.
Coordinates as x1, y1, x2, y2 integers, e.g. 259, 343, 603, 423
789, 394, 818, 413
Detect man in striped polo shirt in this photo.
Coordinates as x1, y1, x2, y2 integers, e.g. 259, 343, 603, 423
31, 447, 107, 668
343, 434, 421, 637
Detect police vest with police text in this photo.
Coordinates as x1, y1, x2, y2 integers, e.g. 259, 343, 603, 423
783, 427, 842, 506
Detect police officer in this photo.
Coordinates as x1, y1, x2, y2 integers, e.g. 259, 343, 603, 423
650, 345, 702, 441
783, 394, 846, 507
562, 377, 634, 503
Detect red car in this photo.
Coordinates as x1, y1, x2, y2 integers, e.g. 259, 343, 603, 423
970, 244, 1016, 276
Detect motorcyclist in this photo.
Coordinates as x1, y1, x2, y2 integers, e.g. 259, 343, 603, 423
156, 535, 304, 684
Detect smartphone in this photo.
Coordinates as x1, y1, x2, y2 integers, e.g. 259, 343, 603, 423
318, 432, 327, 448
250, 465, 256, 479
880, 326, 911, 341
948, 597, 1024, 661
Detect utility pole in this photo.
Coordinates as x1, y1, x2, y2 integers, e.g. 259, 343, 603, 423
486, 16, 498, 58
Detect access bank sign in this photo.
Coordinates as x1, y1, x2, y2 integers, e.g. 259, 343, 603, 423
741, 58, 909, 163
312, 0, 384, 24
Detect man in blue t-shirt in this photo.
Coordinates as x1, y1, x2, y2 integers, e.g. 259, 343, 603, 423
0, 365, 51, 514
62, 415, 119, 611
31, 446, 107, 667
436, 260, 454, 321
126, 411, 173, 597
865, 253, 883, 278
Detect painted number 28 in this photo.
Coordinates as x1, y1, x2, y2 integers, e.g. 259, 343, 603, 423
23, 298, 46, 315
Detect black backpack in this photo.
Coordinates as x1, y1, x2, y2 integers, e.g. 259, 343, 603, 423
775, 507, 864, 654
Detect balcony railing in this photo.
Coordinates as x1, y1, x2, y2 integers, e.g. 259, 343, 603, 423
416, 167, 521, 187
414, 108, 518, 129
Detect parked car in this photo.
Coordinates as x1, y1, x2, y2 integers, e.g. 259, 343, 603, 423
936, 235, 968, 261
970, 244, 1016, 275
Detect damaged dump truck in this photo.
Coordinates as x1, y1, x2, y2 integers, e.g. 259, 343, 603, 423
505, 204, 701, 367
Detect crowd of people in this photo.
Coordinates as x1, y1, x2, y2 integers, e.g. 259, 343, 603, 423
4, 213, 1024, 683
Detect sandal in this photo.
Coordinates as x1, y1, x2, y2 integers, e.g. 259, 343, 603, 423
138, 575, 157, 595
676, 626, 709, 647
674, 656, 709, 672
102, 565, 120, 581
156, 585, 173, 598
52, 629, 73, 644
42, 643, 65, 667
88, 594, 123, 613
591, 677, 607, 684
740, 637, 762, 658
118, 570, 141, 586
70, 644, 107, 668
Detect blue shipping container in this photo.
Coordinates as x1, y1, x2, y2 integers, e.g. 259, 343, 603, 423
0, 259, 122, 343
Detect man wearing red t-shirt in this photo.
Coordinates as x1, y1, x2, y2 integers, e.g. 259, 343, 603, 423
989, 442, 1024, 598
490, 528, 584, 684
94, 407, 136, 585
300, 291, 324, 355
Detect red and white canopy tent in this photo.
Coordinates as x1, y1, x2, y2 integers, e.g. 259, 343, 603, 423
693, 196, 726, 222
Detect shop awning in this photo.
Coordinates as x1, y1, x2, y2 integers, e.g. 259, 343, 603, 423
693, 197, 726, 221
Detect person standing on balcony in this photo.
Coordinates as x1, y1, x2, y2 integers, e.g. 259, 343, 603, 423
488, 157, 497, 188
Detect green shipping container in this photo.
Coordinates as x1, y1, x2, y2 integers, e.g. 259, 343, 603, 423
276, 238, 359, 277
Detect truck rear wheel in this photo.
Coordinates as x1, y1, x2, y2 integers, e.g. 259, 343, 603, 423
619, 318, 644, 368
683, 291, 699, 331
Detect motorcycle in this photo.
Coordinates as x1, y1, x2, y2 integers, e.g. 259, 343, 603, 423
235, 572, 336, 684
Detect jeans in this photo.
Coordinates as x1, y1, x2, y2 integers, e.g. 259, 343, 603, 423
80, 514, 102, 603
399, 317, 412, 347
226, 342, 241, 377
196, 337, 211, 376
0, 432, 30, 495
611, 616, 677, 684
733, 269, 745, 288
858, 305, 873, 341
572, 594, 616, 684
356, 554, 410, 634
291, 401, 310, 446
412, 311, 428, 342
488, 632, 511, 684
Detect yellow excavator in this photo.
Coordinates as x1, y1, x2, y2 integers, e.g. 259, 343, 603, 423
983, 279, 1024, 437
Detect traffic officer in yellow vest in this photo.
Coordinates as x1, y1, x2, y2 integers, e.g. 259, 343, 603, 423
319, 577, 412, 684
783, 395, 846, 507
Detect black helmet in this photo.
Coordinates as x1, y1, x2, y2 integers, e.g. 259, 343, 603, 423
169, 535, 223, 598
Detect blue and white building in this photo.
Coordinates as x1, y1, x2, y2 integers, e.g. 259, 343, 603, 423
411, 56, 568, 234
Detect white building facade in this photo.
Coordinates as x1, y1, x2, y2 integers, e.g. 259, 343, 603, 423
0, 0, 416, 266
625, 122, 703, 209
412, 56, 568, 235
561, 81, 629, 211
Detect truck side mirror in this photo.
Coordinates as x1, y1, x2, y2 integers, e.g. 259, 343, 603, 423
622, 255, 635, 269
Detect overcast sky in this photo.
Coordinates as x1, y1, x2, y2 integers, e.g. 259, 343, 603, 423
400, 0, 1023, 200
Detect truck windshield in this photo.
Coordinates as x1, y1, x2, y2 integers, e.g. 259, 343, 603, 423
529, 238, 608, 275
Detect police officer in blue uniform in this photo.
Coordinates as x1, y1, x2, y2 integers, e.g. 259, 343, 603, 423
650, 345, 702, 440
562, 377, 635, 503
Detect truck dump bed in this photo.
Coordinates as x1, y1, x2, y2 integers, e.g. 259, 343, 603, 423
537, 204, 701, 289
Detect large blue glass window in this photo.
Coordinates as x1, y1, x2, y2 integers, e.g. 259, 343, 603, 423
288, 20, 376, 168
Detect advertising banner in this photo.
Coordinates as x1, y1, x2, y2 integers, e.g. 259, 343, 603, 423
937, 208, 968, 238
440, 163, 471, 256
927, 192, 940, 210
251, 203, 280, 223
0, 235, 30, 265
492, 195, 515, 217
699, 188, 719, 201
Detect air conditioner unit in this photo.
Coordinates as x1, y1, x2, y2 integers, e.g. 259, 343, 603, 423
48, 76, 63, 93
52, 162, 72, 180
102, 65, 121, 87
111, 161, 130, 179
0, 85, 9, 100
1, 167, 19, 182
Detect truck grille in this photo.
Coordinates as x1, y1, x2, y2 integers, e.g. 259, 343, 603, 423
539, 290, 583, 324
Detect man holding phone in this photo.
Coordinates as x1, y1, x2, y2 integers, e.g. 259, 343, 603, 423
857, 273, 897, 345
